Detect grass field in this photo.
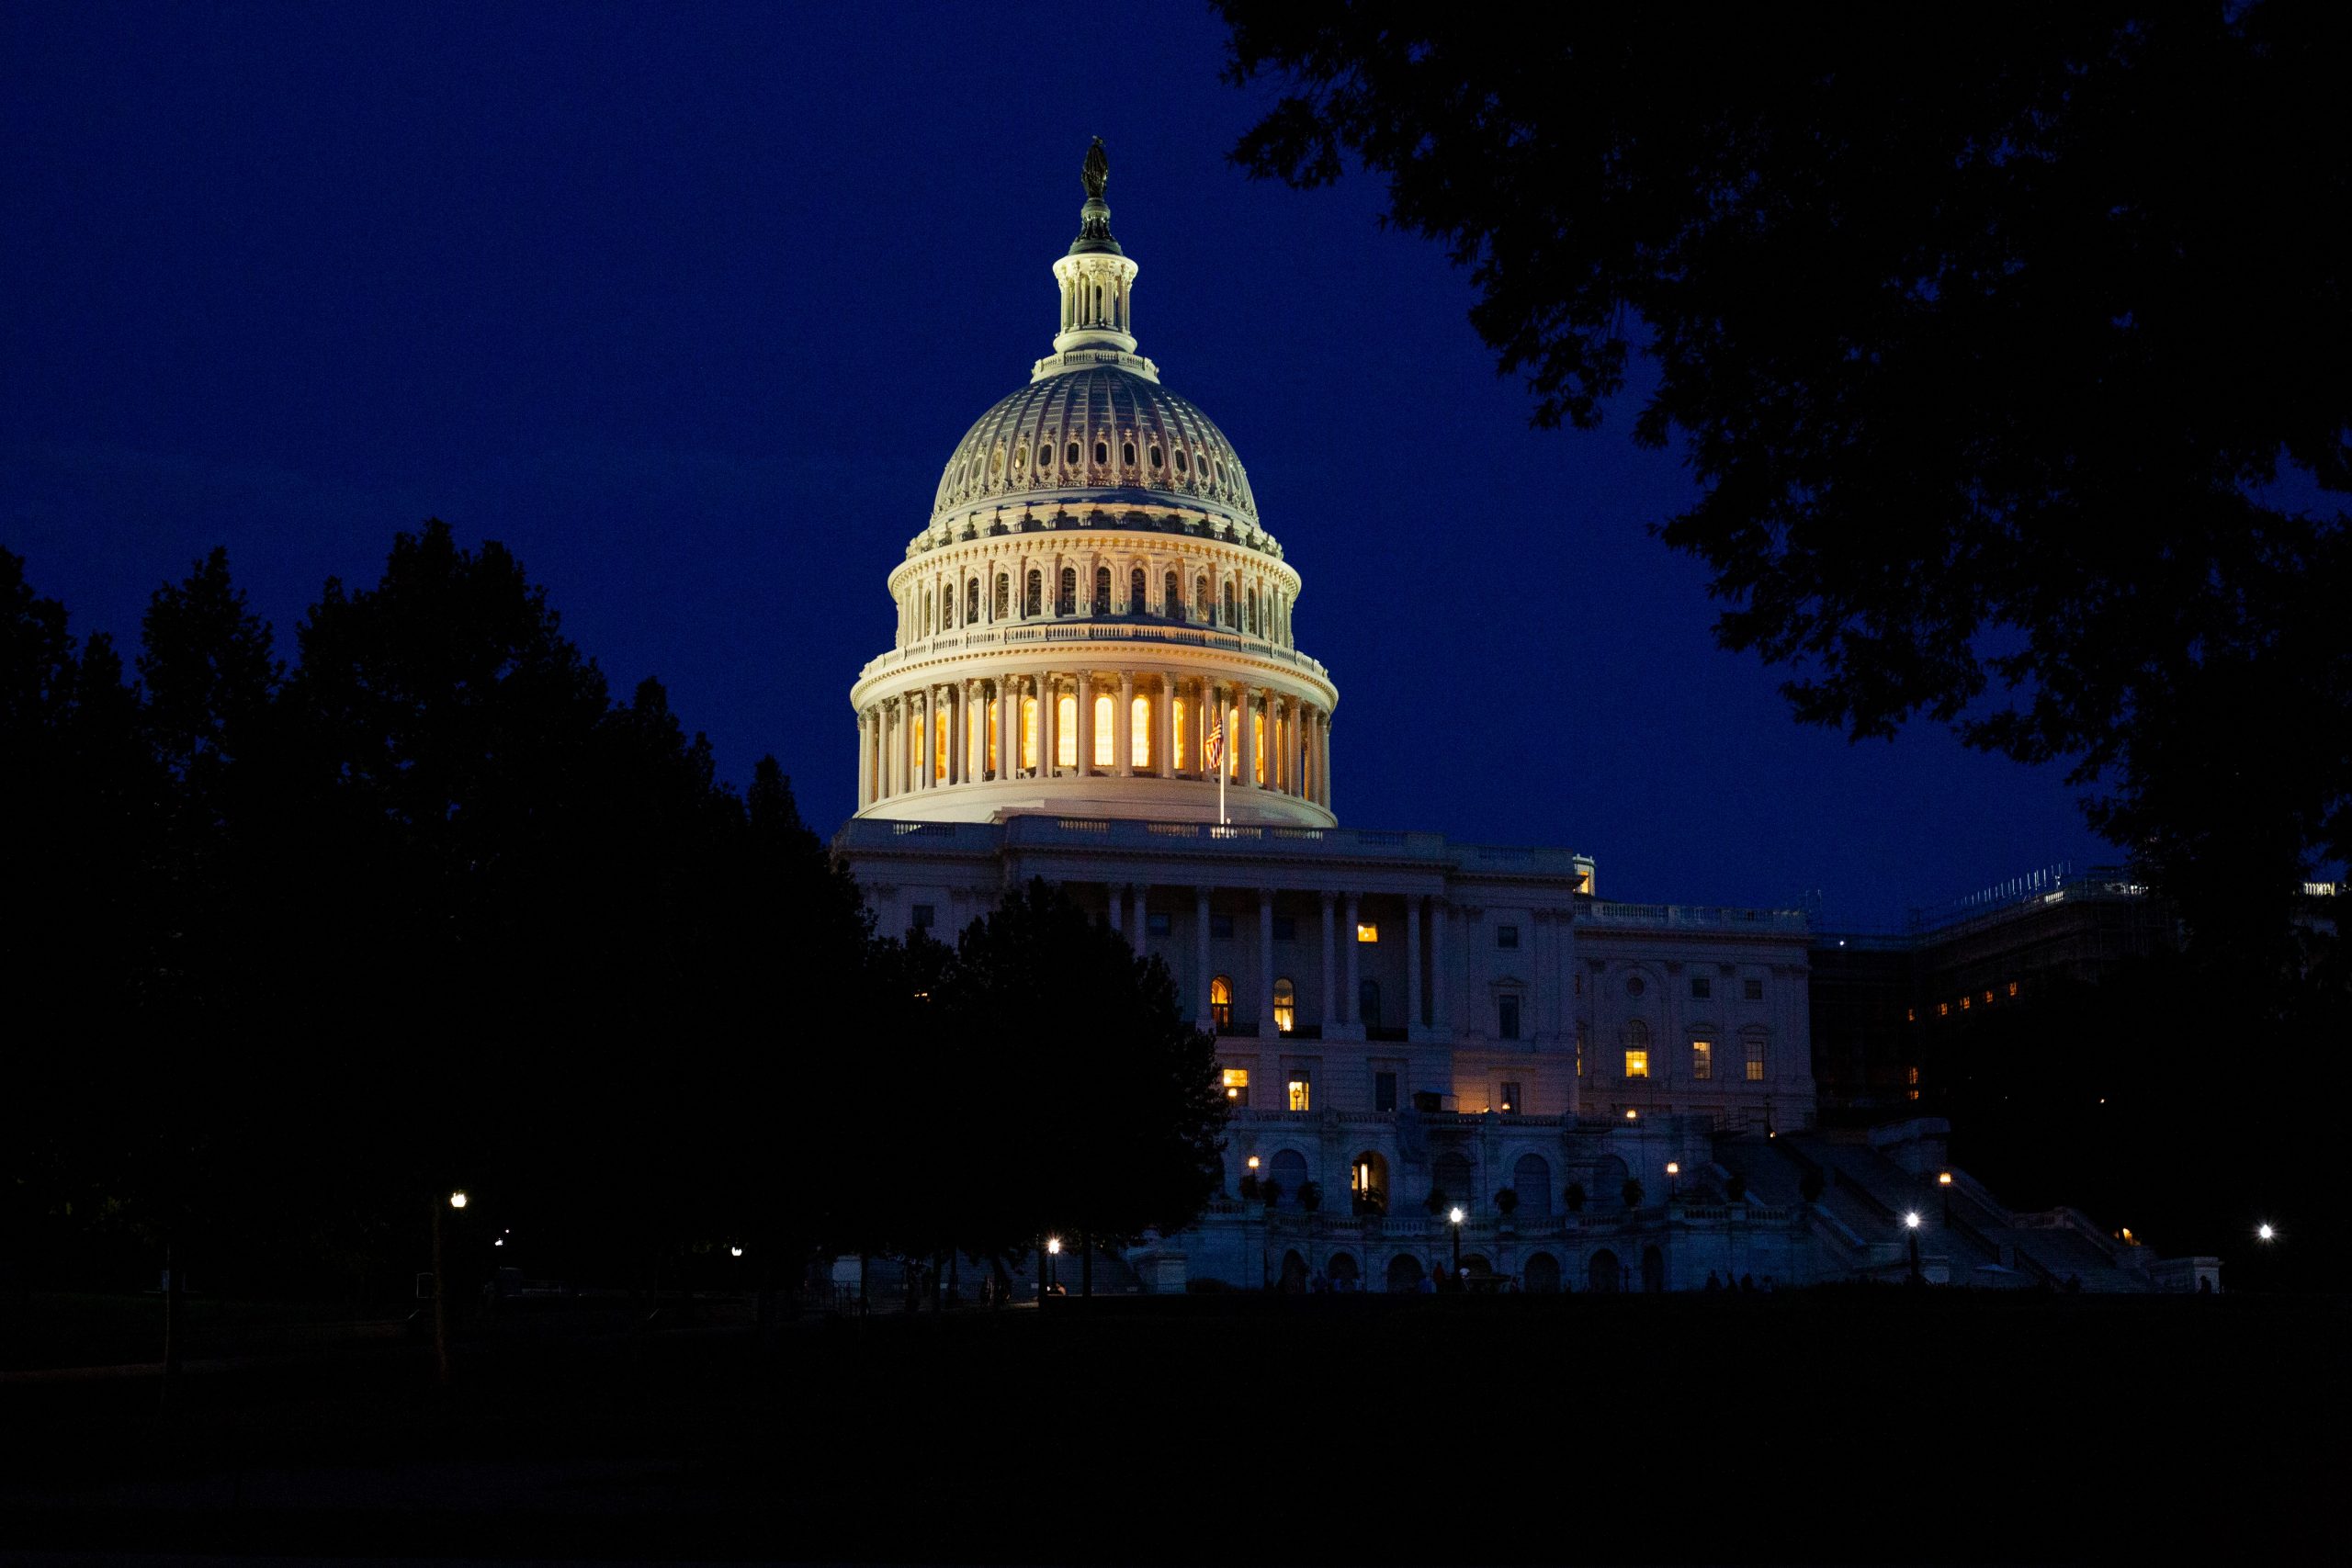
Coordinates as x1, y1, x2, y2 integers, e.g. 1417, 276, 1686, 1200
2, 1289, 2339, 1563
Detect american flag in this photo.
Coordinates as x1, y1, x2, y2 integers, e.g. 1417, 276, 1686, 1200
1204, 716, 1225, 773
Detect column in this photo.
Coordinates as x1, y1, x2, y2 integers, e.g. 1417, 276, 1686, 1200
1342, 891, 1361, 1029
1318, 712, 1333, 809
1130, 883, 1148, 955
1298, 700, 1317, 799
1257, 887, 1275, 1035
855, 708, 872, 807
1320, 890, 1339, 1030
883, 701, 898, 797
948, 683, 967, 785
1196, 886, 1214, 1031
1075, 669, 1094, 774
909, 691, 925, 792
1040, 675, 1057, 775
1408, 896, 1424, 1033
1430, 899, 1450, 1034
999, 676, 1016, 779
1107, 883, 1125, 939
1155, 674, 1174, 777
1239, 686, 1259, 788
1116, 670, 1136, 776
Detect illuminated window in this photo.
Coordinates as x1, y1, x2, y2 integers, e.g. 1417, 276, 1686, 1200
1252, 707, 1266, 783
1210, 976, 1234, 1033
1012, 446, 1025, 472
933, 709, 947, 782
1983, 990, 1995, 1006
1691, 976, 1712, 999
1498, 1081, 1521, 1114
1131, 694, 1150, 768
1906, 1066, 1919, 1085
1356, 923, 1379, 943
1172, 695, 1188, 768
986, 702, 999, 775
1092, 693, 1114, 766
1938, 1001, 1950, 1017
1625, 1050, 1650, 1078
1220, 1065, 1248, 1105
2007, 980, 2019, 998
1497, 925, 1519, 949
1287, 1076, 1311, 1112
1745, 978, 1764, 1001
1498, 996, 1521, 1040
1227, 705, 1241, 779
1961, 995, 1971, 1010
1020, 695, 1038, 770
1577, 1021, 1588, 1076
1057, 694, 1077, 766
1745, 1034, 1766, 1081
1906, 1007, 1917, 1022
1273, 977, 1295, 1035
1692, 1039, 1713, 1080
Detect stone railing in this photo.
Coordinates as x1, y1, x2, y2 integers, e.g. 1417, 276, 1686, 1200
858, 618, 1332, 684
1585, 901, 1810, 934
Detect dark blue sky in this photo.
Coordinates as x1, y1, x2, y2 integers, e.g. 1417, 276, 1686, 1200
3, 2, 2109, 927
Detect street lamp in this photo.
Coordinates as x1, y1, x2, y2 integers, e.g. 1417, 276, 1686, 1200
1937, 1171, 1953, 1186
1666, 1161, 1679, 1200
1903, 1211, 1922, 1229
2256, 1223, 2277, 1242
1448, 1205, 1464, 1284
448, 1190, 468, 1210
1046, 1235, 1061, 1295
730, 1246, 743, 1258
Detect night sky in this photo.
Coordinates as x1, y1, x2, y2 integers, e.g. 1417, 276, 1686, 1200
4, 2, 2110, 928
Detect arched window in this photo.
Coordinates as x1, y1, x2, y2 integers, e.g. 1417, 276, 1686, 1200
1272, 976, 1296, 1035
941, 590, 954, 629
1209, 975, 1233, 1032
1057, 694, 1077, 767
1171, 694, 1188, 769
1624, 1018, 1651, 1079
1433, 1151, 1474, 1205
1094, 439, 1109, 466
1194, 575, 1209, 620
1038, 442, 1054, 468
1093, 566, 1110, 614
1013, 445, 1026, 472
1057, 567, 1077, 615
1024, 570, 1042, 616
1351, 1151, 1390, 1215
1513, 1155, 1554, 1218
1149, 444, 1164, 468
965, 580, 978, 624
1122, 440, 1136, 467
1221, 581, 1237, 626
1359, 978, 1382, 1029
1131, 694, 1150, 769
1246, 589, 1258, 634
923, 591, 933, 636
1523, 1252, 1563, 1292
1163, 570, 1179, 616
1270, 1149, 1309, 1207
990, 447, 1003, 476
994, 574, 1009, 619
1091, 693, 1113, 767
1020, 694, 1038, 770
1130, 567, 1145, 615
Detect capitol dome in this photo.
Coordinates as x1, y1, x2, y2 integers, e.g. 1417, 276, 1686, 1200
849, 141, 1337, 829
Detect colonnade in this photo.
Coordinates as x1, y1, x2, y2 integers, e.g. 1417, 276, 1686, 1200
856, 670, 1332, 811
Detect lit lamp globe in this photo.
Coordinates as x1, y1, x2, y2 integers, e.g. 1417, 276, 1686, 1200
448, 1190, 468, 1211
1448, 1206, 1464, 1226
1046, 1236, 1062, 1256
1903, 1211, 1922, 1230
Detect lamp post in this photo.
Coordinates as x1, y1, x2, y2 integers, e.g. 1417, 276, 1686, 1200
433, 1189, 468, 1384
1046, 1235, 1061, 1299
1448, 1205, 1464, 1286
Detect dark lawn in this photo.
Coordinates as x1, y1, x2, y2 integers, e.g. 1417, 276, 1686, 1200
1, 1290, 2338, 1564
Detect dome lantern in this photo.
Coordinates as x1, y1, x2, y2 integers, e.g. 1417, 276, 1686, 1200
1046, 138, 1150, 374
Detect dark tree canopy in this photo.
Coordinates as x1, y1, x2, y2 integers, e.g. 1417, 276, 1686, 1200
1220, 3, 2350, 975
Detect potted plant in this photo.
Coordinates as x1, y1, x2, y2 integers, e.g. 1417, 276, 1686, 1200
1621, 1177, 1645, 1211
1564, 1181, 1587, 1214
1297, 1180, 1322, 1213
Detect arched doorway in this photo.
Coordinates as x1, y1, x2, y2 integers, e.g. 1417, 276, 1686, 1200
1270, 1148, 1310, 1207
1588, 1249, 1623, 1293
1279, 1249, 1308, 1293
1642, 1245, 1666, 1292
1350, 1151, 1390, 1215
1385, 1254, 1424, 1292
1514, 1154, 1554, 1218
1523, 1252, 1563, 1293
1327, 1252, 1360, 1291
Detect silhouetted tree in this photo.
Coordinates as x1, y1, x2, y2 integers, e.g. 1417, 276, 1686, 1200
1219, 3, 2351, 977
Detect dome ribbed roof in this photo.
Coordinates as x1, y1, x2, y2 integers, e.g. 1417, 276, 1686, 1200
930, 366, 1258, 524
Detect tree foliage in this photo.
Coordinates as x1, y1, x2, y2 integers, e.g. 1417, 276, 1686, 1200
1219, 2, 2351, 975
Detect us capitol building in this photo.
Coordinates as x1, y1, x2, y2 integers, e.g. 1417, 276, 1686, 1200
831, 143, 2204, 1295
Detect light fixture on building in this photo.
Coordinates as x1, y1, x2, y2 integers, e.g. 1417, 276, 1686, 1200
1447, 1207, 1464, 1225
1902, 1211, 1922, 1230
2256, 1223, 2276, 1242
1246, 1155, 1260, 1170
1666, 1162, 1680, 1176
448, 1190, 468, 1210
1937, 1171, 1953, 1186
1624, 1109, 1638, 1121
1046, 1236, 1062, 1255
730, 1246, 743, 1258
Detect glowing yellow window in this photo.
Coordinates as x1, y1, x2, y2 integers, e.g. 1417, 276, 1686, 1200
1983, 990, 1994, 1006
1209, 975, 1233, 1033
933, 710, 948, 782
987, 703, 999, 775
1961, 995, 1971, 1010
1057, 694, 1077, 767
2007, 980, 2019, 998
1172, 696, 1188, 769
1253, 708, 1267, 784
1221, 1066, 1249, 1104
1092, 693, 1114, 767
1020, 695, 1038, 770
967, 700, 983, 778
1287, 1077, 1311, 1111
1624, 1049, 1650, 1078
1746, 1037, 1767, 1081
1131, 694, 1150, 769
1272, 976, 1295, 1036
1691, 1040, 1713, 1080
1355, 923, 1379, 943
1938, 1001, 1950, 1018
